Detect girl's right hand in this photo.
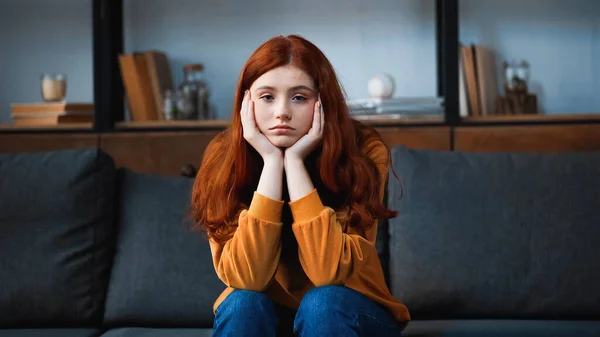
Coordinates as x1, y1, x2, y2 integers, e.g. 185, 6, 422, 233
240, 90, 282, 162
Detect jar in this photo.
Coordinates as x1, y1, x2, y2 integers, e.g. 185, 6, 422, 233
178, 63, 210, 120
175, 88, 194, 119
502, 61, 517, 90
41, 73, 67, 102
516, 60, 530, 84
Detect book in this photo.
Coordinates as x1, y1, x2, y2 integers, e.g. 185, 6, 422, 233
11, 112, 93, 127
473, 44, 498, 116
347, 97, 443, 115
119, 50, 173, 121
144, 51, 173, 120
347, 97, 443, 109
119, 53, 157, 121
459, 43, 499, 116
11, 102, 93, 114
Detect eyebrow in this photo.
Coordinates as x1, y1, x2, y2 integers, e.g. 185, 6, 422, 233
255, 85, 316, 93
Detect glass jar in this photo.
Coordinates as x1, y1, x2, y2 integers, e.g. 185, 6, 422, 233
177, 63, 210, 120
503, 60, 530, 92
502, 61, 517, 90
175, 88, 194, 119
41, 73, 67, 102
516, 60, 530, 85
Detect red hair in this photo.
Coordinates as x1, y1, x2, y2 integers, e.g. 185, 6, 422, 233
190, 35, 397, 241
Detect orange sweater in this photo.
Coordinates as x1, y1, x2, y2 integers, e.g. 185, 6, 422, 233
208, 133, 410, 327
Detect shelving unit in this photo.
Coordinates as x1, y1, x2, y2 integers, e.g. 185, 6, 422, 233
1, 0, 599, 136
92, 0, 460, 133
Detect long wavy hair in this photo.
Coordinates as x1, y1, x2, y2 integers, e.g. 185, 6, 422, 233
190, 35, 398, 242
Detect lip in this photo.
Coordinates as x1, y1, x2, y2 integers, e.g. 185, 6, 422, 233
272, 128, 293, 135
270, 125, 294, 130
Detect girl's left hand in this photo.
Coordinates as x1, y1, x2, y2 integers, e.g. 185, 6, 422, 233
285, 96, 325, 162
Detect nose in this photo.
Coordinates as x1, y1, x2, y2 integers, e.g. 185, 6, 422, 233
275, 101, 292, 120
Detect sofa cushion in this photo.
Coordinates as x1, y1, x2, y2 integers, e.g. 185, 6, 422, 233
387, 146, 600, 319
0, 148, 116, 327
0, 329, 101, 337
402, 319, 600, 337
103, 169, 225, 328
99, 328, 212, 337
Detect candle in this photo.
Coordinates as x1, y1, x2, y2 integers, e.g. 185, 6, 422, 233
41, 73, 67, 102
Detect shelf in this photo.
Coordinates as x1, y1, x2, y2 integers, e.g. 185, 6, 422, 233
352, 115, 445, 126
115, 120, 230, 130
0, 123, 94, 131
461, 114, 600, 124
85, 0, 459, 132
3, 113, 597, 134
113, 116, 446, 131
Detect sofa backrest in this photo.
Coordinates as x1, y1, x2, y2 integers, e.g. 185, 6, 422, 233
9, 145, 599, 326
102, 168, 225, 328
387, 146, 600, 320
0, 146, 392, 329
0, 148, 116, 327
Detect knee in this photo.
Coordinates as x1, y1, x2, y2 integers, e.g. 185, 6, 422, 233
297, 285, 348, 319
216, 290, 275, 316
214, 290, 279, 335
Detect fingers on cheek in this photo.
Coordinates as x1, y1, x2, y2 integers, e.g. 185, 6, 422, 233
320, 111, 324, 133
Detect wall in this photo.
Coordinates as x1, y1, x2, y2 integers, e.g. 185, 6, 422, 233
124, 0, 436, 119
0, 0, 598, 124
460, 0, 600, 114
0, 0, 93, 125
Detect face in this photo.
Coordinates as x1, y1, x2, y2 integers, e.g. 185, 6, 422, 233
249, 64, 317, 148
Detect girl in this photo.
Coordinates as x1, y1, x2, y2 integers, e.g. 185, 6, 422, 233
191, 35, 410, 337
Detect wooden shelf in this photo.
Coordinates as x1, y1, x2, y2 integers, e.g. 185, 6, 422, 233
461, 113, 600, 123
115, 120, 230, 129
352, 115, 445, 126
3, 113, 598, 133
114, 116, 445, 130
0, 123, 93, 131
0, 116, 443, 133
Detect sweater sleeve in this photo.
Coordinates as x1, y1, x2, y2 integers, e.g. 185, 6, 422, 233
209, 192, 284, 291
289, 140, 390, 286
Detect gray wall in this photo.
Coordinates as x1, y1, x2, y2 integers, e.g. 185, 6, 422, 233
124, 0, 436, 120
1, 0, 598, 124
460, 0, 600, 115
0, 0, 93, 124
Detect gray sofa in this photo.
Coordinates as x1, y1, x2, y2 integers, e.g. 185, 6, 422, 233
0, 146, 599, 336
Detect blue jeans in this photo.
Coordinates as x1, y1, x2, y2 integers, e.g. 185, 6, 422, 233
213, 285, 402, 336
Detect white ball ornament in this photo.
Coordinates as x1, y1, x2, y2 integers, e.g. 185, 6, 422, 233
368, 74, 395, 98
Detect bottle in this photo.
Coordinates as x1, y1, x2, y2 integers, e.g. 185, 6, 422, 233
178, 63, 210, 120
163, 90, 176, 120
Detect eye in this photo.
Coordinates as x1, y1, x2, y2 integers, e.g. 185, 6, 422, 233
260, 94, 274, 101
292, 95, 307, 102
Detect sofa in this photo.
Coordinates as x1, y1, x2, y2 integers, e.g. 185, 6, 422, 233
0, 146, 599, 337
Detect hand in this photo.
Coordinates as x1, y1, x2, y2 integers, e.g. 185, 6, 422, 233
285, 96, 324, 162
240, 90, 282, 162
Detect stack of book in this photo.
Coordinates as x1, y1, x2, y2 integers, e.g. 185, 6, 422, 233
347, 96, 444, 119
10, 102, 94, 127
